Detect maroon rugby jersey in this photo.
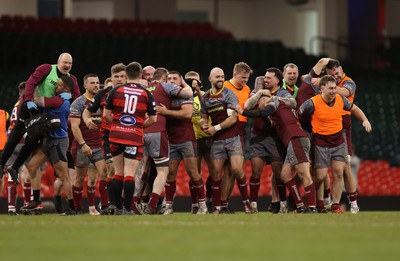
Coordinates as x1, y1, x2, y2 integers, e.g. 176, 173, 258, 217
69, 95, 102, 149
267, 100, 307, 147
251, 88, 291, 137
145, 81, 183, 133
200, 87, 239, 141
105, 83, 156, 146
24, 64, 80, 101
166, 97, 196, 144
296, 69, 321, 108
243, 100, 307, 147
296, 69, 320, 132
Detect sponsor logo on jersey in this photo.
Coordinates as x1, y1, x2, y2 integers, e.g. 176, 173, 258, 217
120, 114, 137, 126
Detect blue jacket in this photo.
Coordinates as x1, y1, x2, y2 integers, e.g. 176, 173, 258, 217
43, 99, 70, 139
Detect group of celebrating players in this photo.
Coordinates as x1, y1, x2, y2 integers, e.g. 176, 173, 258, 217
0, 52, 371, 215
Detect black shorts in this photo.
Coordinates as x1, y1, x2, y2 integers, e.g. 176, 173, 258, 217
110, 143, 143, 160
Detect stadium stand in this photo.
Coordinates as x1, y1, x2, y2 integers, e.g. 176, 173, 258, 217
1, 15, 399, 203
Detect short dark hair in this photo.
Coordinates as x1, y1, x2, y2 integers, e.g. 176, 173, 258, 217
153, 67, 168, 81
167, 70, 182, 77
319, 75, 336, 86
326, 59, 340, 70
125, 62, 142, 80
83, 73, 98, 83
266, 67, 283, 87
17, 81, 26, 92
60, 75, 74, 91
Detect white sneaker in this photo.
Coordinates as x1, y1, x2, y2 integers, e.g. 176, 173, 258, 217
350, 202, 360, 214
163, 204, 173, 215
89, 206, 100, 215
250, 201, 258, 213
196, 201, 208, 215
279, 201, 288, 213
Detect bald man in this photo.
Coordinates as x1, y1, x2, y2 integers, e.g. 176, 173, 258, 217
25, 52, 80, 106
0, 53, 80, 184
142, 65, 156, 82
199, 67, 252, 214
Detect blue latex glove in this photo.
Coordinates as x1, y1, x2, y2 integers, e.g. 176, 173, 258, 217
26, 101, 38, 110
59, 92, 71, 100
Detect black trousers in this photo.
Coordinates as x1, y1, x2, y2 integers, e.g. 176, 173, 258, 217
0, 103, 40, 170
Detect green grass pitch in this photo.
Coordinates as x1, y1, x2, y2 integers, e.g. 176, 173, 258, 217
1, 212, 399, 261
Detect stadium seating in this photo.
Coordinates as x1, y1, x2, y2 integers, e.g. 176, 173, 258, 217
0, 15, 233, 39
1, 14, 400, 197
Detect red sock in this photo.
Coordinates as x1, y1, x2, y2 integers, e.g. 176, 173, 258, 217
165, 181, 176, 204
99, 180, 109, 208
23, 182, 31, 203
316, 200, 325, 209
7, 181, 17, 207
331, 203, 341, 211
236, 176, 248, 202
276, 178, 287, 201
206, 176, 212, 198
193, 178, 205, 202
304, 183, 316, 207
212, 179, 222, 208
87, 186, 96, 207
72, 185, 83, 211
347, 191, 358, 202
148, 192, 160, 211
285, 178, 303, 206
130, 196, 138, 211
189, 180, 198, 204
249, 176, 260, 202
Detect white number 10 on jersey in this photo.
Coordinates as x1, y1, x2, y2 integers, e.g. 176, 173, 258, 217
124, 94, 138, 114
